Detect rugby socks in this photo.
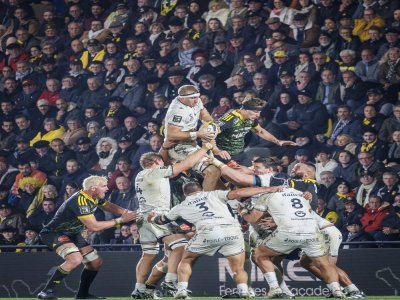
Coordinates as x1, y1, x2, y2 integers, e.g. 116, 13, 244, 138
135, 283, 147, 292
44, 266, 70, 290
237, 283, 249, 295
165, 272, 178, 283
244, 258, 252, 286
344, 284, 359, 293
263, 272, 280, 289
177, 282, 188, 291
76, 269, 98, 297
327, 282, 341, 293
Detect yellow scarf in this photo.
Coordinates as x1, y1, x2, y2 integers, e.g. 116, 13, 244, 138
360, 138, 377, 152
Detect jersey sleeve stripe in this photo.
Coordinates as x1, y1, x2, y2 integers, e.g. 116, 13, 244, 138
78, 214, 94, 219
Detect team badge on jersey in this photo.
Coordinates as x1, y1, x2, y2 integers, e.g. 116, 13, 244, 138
79, 206, 90, 214
172, 115, 182, 122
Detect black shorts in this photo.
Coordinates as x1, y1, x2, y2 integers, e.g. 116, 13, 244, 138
40, 230, 90, 251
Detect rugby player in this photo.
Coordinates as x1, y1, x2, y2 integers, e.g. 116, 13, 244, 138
163, 84, 225, 190
148, 182, 284, 299
131, 145, 212, 299
214, 97, 296, 163
37, 176, 137, 300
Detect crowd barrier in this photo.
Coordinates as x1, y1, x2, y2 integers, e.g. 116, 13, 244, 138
0, 248, 399, 297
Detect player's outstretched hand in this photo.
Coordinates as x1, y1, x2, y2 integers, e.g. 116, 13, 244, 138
268, 185, 285, 193
277, 140, 297, 146
121, 209, 138, 223
197, 130, 215, 142
217, 150, 231, 160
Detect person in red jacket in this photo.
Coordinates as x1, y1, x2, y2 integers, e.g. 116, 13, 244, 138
360, 195, 392, 240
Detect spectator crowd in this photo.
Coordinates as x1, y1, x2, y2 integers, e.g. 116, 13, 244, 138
0, 0, 400, 251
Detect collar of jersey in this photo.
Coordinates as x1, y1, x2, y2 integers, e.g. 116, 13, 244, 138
232, 110, 246, 121
80, 190, 97, 204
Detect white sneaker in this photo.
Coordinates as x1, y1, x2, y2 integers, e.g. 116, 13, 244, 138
248, 287, 256, 298
174, 289, 191, 299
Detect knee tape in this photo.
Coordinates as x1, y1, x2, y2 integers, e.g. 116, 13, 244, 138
142, 244, 160, 255
168, 238, 187, 250
155, 261, 168, 273
82, 249, 99, 263
58, 245, 80, 259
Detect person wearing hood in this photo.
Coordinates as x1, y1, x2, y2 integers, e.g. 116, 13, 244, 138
95, 137, 118, 174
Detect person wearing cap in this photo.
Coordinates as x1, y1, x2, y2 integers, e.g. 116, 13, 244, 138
0, 225, 23, 253
141, 56, 157, 78
363, 87, 393, 117
112, 73, 146, 112
377, 27, 400, 58
102, 96, 130, 121
342, 216, 372, 248
214, 96, 295, 163
187, 17, 207, 41
165, 16, 189, 45
336, 195, 364, 232
289, 13, 319, 49
4, 43, 29, 72
226, 32, 249, 67
75, 136, 100, 172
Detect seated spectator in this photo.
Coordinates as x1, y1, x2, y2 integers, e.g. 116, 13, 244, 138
62, 182, 79, 202
327, 180, 355, 214
0, 226, 23, 252
131, 134, 163, 171
75, 137, 100, 172
333, 150, 359, 188
336, 198, 365, 233
385, 130, 400, 167
364, 88, 393, 117
352, 8, 385, 43
96, 137, 118, 175
360, 195, 393, 240
20, 224, 43, 251
112, 73, 145, 113
38, 78, 61, 106
103, 96, 131, 124
329, 105, 363, 145
0, 118, 17, 152
15, 177, 42, 215
136, 120, 161, 146
117, 116, 146, 146
355, 171, 380, 207
342, 217, 373, 249
315, 148, 338, 183
355, 48, 380, 85
355, 151, 386, 179
377, 171, 400, 204
339, 71, 368, 113
26, 184, 58, 218
107, 136, 138, 172
211, 96, 232, 119
112, 224, 132, 251
107, 176, 137, 216
28, 198, 57, 230
287, 148, 312, 175
11, 162, 47, 196
315, 197, 339, 224
126, 222, 140, 245
61, 118, 87, 150
378, 47, 400, 103
379, 105, 400, 144
47, 139, 76, 185
315, 69, 341, 116
58, 159, 89, 196
318, 170, 341, 205
0, 201, 26, 238
30, 118, 65, 147
359, 104, 385, 132
355, 127, 388, 162
91, 116, 121, 145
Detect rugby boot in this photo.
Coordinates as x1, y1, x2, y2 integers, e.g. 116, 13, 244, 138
222, 293, 239, 298
248, 287, 256, 298
347, 290, 366, 298
131, 289, 153, 299
160, 281, 177, 297
174, 289, 191, 299
37, 289, 57, 300
331, 289, 347, 298
267, 287, 290, 299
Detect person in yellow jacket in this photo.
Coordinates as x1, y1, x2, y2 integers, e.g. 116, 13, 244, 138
352, 8, 385, 43
30, 118, 65, 147
80, 38, 106, 69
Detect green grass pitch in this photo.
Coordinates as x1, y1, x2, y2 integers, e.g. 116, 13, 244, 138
1, 297, 398, 300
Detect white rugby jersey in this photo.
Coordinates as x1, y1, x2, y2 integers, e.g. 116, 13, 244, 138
165, 190, 239, 228
135, 166, 173, 214
164, 97, 204, 133
253, 188, 318, 234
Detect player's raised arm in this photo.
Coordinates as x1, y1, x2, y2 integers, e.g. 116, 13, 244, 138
227, 186, 284, 200
171, 143, 213, 176
213, 158, 254, 186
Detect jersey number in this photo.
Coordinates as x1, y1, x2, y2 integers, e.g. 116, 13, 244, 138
291, 198, 303, 209
196, 202, 215, 217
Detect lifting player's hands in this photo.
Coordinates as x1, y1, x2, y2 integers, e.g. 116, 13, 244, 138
259, 217, 277, 230
267, 185, 285, 193
197, 129, 216, 142
277, 140, 297, 147
120, 209, 138, 223
216, 150, 231, 160
303, 191, 312, 201
146, 212, 156, 222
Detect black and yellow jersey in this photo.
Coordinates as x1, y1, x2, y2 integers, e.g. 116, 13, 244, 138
216, 110, 261, 156
43, 190, 108, 235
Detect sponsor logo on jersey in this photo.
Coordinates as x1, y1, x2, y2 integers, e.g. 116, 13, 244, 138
79, 206, 90, 214
172, 115, 182, 122
295, 211, 306, 217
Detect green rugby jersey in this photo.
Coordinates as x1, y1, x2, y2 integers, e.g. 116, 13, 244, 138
44, 190, 108, 235
216, 110, 261, 156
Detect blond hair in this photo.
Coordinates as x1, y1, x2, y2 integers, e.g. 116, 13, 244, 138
82, 176, 108, 190
139, 152, 163, 169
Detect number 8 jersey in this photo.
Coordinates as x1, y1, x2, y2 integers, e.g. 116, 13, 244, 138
253, 187, 318, 234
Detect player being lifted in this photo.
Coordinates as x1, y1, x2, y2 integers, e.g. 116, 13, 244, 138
163, 84, 224, 191
131, 145, 212, 299
147, 182, 284, 299
37, 176, 137, 300
214, 96, 296, 164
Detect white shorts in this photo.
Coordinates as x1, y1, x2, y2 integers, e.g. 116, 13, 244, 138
168, 143, 210, 173
187, 225, 244, 257
137, 216, 178, 244
263, 229, 327, 258
320, 226, 342, 257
